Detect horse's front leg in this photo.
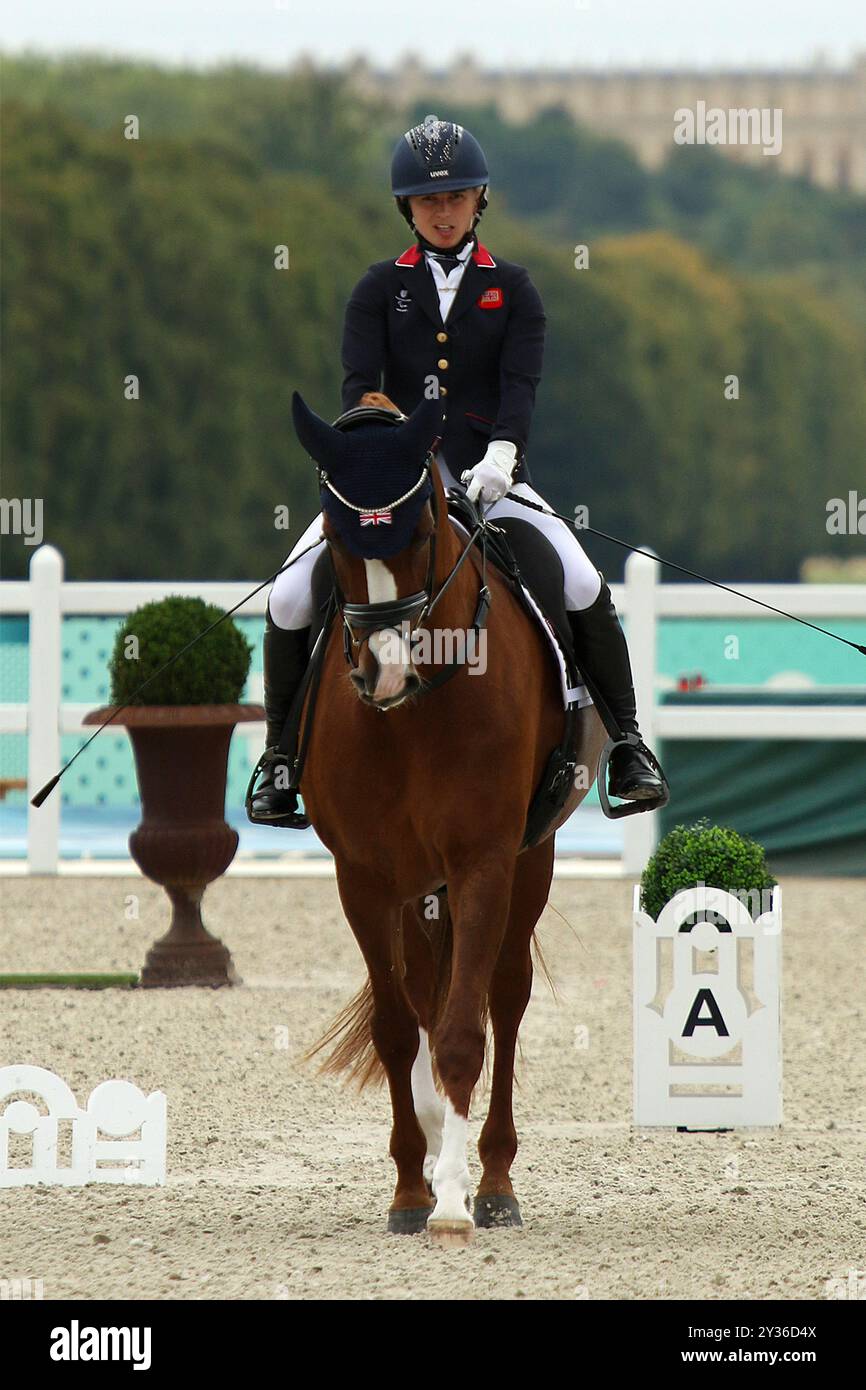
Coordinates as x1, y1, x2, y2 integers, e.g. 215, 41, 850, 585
335, 866, 432, 1233
402, 903, 446, 1190
428, 852, 516, 1245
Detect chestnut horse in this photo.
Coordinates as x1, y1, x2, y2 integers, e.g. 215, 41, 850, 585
291, 390, 607, 1243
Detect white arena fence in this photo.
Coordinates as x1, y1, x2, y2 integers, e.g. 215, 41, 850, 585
2, 544, 866, 876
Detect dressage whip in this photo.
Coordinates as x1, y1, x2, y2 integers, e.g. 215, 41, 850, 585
30, 499, 865, 808
504, 492, 866, 659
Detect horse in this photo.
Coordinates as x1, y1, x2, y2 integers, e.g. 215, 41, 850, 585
290, 389, 607, 1244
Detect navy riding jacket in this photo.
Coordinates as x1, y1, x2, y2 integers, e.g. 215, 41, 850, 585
340, 239, 546, 485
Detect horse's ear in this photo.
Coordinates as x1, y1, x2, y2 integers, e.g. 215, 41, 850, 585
397, 395, 447, 460
292, 391, 351, 469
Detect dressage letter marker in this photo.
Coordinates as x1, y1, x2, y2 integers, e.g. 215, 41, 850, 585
633, 885, 782, 1128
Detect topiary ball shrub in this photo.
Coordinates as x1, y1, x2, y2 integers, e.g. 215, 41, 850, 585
639, 816, 777, 923
109, 596, 253, 706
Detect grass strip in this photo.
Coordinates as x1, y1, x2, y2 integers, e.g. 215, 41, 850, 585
0, 973, 139, 990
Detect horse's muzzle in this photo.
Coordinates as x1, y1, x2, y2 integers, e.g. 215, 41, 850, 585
350, 655, 422, 707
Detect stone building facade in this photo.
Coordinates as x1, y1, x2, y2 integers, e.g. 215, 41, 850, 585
328, 52, 866, 192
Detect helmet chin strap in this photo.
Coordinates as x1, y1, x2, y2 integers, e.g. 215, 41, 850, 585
414, 227, 477, 258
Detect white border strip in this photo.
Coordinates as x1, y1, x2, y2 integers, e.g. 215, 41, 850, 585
0, 856, 625, 879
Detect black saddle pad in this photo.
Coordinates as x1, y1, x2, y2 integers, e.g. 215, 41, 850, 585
491, 517, 576, 665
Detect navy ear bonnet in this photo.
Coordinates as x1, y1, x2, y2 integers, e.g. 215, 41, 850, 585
291, 391, 442, 559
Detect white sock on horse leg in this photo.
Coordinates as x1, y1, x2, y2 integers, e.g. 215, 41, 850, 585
410, 1028, 446, 1184
430, 1099, 472, 1223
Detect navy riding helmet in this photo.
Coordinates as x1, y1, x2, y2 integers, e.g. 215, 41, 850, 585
391, 115, 489, 228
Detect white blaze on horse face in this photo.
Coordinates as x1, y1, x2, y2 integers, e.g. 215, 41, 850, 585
430, 1098, 472, 1224
410, 1027, 445, 1185
364, 559, 411, 700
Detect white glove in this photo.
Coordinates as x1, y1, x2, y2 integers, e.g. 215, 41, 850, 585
461, 440, 518, 504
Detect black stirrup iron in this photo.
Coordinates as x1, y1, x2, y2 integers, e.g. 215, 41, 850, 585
596, 732, 671, 820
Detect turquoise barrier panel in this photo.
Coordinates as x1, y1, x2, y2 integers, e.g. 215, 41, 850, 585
2, 613, 865, 817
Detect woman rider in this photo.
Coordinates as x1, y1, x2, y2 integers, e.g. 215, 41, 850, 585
249, 115, 666, 824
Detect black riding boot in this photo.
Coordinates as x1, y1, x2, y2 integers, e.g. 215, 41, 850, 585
248, 606, 311, 827
568, 575, 667, 800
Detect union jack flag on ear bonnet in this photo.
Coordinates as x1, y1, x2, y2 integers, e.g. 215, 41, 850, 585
391, 114, 489, 197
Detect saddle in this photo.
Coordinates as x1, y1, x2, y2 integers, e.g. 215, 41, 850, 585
275, 499, 589, 850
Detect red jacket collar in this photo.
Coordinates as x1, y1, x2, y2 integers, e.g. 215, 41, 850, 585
394, 242, 496, 268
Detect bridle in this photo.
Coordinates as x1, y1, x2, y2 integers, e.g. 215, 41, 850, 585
317, 449, 491, 691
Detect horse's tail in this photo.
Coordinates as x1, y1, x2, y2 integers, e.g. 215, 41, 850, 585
303, 908, 420, 1091
303, 976, 384, 1091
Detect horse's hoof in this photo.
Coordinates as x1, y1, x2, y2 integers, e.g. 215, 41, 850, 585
387, 1207, 431, 1235
473, 1193, 523, 1228
427, 1218, 475, 1248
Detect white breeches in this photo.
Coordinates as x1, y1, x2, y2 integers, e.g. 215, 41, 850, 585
268, 451, 602, 630
268, 513, 329, 630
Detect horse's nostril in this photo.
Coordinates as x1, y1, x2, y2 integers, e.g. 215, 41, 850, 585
349, 663, 380, 697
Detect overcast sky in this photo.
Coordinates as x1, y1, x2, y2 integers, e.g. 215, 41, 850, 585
3, 0, 865, 70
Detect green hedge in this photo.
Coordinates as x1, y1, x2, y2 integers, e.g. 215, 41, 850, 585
109, 596, 252, 705
640, 817, 777, 921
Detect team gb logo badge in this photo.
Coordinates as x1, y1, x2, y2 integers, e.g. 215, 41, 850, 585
477, 287, 504, 309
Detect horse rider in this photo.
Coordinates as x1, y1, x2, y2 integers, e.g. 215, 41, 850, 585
249, 114, 668, 825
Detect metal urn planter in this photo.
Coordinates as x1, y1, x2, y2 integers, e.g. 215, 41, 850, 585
83, 703, 264, 987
